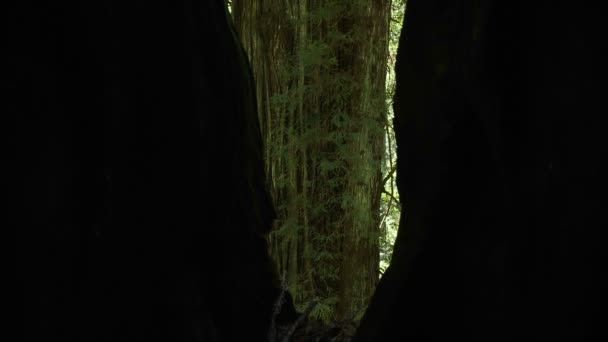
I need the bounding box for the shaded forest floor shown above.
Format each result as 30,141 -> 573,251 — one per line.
277,316 -> 358,342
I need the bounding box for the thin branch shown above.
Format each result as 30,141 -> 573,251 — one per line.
268,274 -> 288,342
379,192 -> 394,232
381,164 -> 397,185
383,118 -> 396,187
382,189 -> 399,206
385,121 -> 397,211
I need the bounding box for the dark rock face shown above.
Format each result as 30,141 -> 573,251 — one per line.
355,1 -> 604,340
8,1 -> 285,341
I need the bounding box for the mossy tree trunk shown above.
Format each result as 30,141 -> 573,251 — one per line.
232,0 -> 390,321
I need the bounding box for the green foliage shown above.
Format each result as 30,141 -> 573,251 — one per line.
379,0 -> 406,276
232,0 -> 404,324
309,296 -> 338,322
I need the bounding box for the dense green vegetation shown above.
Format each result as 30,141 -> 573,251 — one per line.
379,0 -> 406,276
230,0 -> 405,323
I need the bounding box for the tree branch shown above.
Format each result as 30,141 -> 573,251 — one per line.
381,165 -> 397,185
382,189 -> 399,206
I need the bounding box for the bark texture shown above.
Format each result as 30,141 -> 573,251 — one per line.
232,0 -> 390,320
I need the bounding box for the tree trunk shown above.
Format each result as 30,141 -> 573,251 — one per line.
232,0 -> 390,320
354,0 -> 605,340
11,1 -> 285,341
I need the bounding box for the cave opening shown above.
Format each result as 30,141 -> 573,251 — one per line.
12,1 -> 602,341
